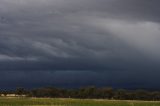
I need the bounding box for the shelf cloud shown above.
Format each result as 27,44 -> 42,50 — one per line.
0,0 -> 160,88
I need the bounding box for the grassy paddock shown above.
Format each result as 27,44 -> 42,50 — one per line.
0,97 -> 160,106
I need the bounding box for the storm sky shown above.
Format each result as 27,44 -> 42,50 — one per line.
0,0 -> 160,89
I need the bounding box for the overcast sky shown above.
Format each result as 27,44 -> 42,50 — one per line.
0,0 -> 160,89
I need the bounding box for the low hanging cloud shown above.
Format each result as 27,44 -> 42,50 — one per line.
0,0 -> 159,70
90,18 -> 160,58
0,0 -> 160,88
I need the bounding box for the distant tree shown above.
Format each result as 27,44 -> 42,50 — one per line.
151,91 -> 160,101
114,89 -> 127,100
86,86 -> 97,98
0,86 -> 159,100
68,89 -> 78,98
77,86 -> 97,99
15,87 -> 26,96
134,90 -> 150,100
101,87 -> 113,99
3,91 -> 7,96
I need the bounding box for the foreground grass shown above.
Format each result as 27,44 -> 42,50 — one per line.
0,97 -> 160,106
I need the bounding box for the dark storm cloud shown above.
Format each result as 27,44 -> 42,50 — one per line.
0,0 -> 160,88
1,70 -> 160,89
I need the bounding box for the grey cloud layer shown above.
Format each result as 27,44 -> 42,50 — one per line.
0,0 -> 160,88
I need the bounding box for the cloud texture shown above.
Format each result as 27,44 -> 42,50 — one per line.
0,0 -> 160,88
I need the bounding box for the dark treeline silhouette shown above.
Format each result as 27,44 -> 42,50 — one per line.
1,86 -> 160,101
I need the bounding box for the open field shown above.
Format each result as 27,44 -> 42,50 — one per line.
0,98 -> 160,106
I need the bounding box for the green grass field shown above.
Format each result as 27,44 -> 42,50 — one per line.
0,98 -> 160,106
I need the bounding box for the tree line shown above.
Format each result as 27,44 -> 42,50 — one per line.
1,86 -> 160,101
